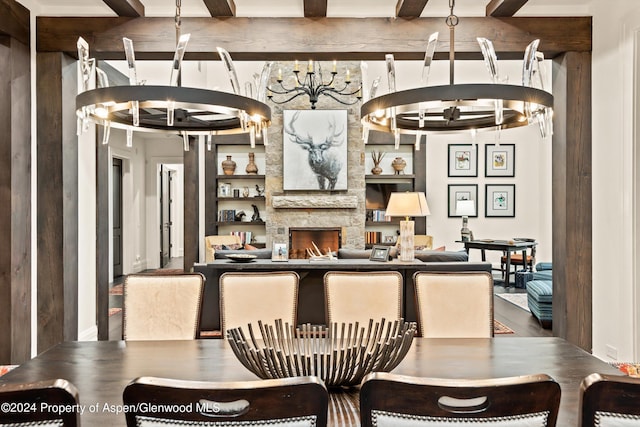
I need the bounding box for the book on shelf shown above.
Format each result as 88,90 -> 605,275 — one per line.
218,209 -> 236,222
230,231 -> 253,245
367,210 -> 390,222
365,231 -> 383,245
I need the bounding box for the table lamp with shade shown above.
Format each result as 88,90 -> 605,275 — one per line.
385,192 -> 430,261
456,199 -> 476,242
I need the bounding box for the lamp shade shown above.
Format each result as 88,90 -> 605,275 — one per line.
385,192 -> 430,217
455,200 -> 476,216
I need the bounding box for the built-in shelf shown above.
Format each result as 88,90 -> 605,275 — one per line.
365,220 -> 399,226
216,221 -> 265,226
215,196 -> 265,202
216,175 -> 265,180
205,140 -> 267,244
365,174 -> 416,179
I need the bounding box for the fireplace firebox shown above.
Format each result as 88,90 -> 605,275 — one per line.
288,227 -> 342,259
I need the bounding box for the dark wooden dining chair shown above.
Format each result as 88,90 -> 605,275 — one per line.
123,272 -> 205,340
0,379 -> 80,426
580,373 -> 640,426
360,372 -> 561,427
123,376 -> 328,427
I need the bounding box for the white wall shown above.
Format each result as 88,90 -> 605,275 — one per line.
591,0 -> 640,361
110,130 -> 148,277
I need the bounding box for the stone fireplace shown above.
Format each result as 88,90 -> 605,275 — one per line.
289,227 -> 342,259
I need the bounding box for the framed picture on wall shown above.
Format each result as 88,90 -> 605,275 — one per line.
485,184 -> 515,217
485,144 -> 515,177
282,109 -> 348,190
448,144 -> 478,177
448,184 -> 479,217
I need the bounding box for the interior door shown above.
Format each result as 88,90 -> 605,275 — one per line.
160,165 -> 171,267
112,158 -> 123,277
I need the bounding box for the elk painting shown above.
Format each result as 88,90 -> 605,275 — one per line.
283,110 -> 348,190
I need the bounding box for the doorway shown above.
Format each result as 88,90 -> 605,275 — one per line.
159,164 -> 172,268
112,157 -> 123,277
159,163 -> 184,269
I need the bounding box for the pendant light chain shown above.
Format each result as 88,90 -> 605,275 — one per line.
175,0 -> 182,44
446,0 -> 459,85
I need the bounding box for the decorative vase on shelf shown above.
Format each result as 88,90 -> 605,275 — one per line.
246,152 -> 258,175
371,151 -> 385,175
392,157 -> 406,175
222,155 -> 236,175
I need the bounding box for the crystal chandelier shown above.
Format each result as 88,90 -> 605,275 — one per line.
75,0 -> 271,150
267,60 -> 362,110
360,0 -> 554,145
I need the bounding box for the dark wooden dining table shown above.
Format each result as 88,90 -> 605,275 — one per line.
0,338 -> 619,426
461,239 -> 538,287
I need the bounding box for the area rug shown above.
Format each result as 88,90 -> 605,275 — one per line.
494,319 -> 514,335
495,292 -> 531,313
611,362 -> 640,378
109,284 -> 123,296
0,365 -> 17,377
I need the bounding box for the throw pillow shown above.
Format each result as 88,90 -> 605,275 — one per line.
244,244 -> 258,250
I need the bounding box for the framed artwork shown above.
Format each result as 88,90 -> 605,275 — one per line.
369,245 -> 391,262
282,109 -> 348,190
485,184 -> 515,217
448,144 -> 478,177
448,184 -> 479,217
272,243 -> 289,262
485,144 -> 515,177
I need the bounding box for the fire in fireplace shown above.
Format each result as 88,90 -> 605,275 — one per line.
289,227 -> 342,259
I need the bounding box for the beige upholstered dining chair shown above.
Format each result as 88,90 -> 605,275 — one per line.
220,271 -> 299,337
204,234 -> 243,262
123,272 -> 205,340
0,379 -> 80,426
413,271 -> 494,337
123,376 -> 328,427
324,271 -> 403,325
579,373 -> 640,426
360,372 -> 561,427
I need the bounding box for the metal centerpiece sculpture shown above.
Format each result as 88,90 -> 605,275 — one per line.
227,318 -> 417,388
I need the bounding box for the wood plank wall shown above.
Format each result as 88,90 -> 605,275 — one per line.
36,52 -> 79,352
184,137 -> 199,270
0,34 -> 31,364
552,52 -> 593,350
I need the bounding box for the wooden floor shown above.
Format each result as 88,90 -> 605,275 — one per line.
108,263 -> 552,340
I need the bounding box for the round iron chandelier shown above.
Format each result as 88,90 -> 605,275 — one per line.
75,0 -> 271,150
361,0 -> 553,137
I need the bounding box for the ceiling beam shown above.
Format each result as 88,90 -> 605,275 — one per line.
304,0 -> 327,18
202,0 -> 236,17
486,0 -> 529,17
396,0 -> 430,18
0,0 -> 29,45
36,16 -> 591,61
102,0 -> 144,17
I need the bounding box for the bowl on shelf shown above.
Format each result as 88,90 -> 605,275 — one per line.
225,254 -> 258,263
226,318 -> 417,387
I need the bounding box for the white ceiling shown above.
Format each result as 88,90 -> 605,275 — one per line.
22,0 -> 592,17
